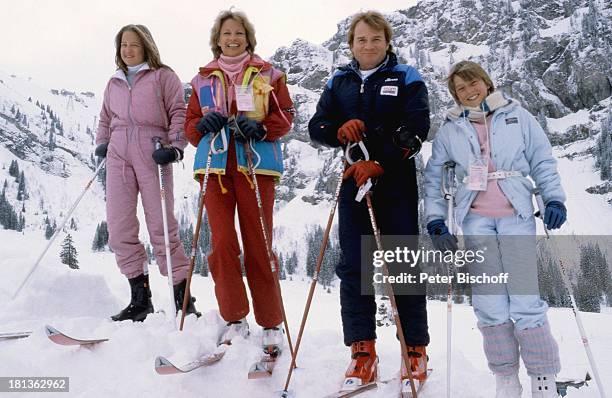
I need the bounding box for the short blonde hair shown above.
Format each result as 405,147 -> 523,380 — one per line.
446,60 -> 495,103
210,10 -> 257,59
114,24 -> 167,73
347,11 -> 393,53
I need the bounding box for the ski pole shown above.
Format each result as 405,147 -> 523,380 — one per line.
241,138 -> 295,357
153,137 -> 177,328
365,192 -> 419,397
281,154 -> 344,397
179,139 -> 216,331
441,161 -> 457,398
534,188 -> 607,398
12,158 -> 107,300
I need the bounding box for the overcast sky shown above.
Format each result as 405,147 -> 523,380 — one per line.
0,0 -> 417,94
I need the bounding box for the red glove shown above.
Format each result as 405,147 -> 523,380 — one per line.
337,119 -> 365,144
343,161 -> 384,187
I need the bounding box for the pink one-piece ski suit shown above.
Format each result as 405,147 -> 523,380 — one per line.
96,65 -> 189,284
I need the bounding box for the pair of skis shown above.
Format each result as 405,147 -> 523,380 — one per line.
324,370 -> 431,398
0,326 -> 107,346
155,343 -> 282,377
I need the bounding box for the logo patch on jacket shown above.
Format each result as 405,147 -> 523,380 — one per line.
384,78 -> 399,82
505,117 -> 518,124
380,85 -> 398,96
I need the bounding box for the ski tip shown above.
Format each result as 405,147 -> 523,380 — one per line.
44,325 -> 60,337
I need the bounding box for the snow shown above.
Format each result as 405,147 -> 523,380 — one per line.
1,243 -> 611,397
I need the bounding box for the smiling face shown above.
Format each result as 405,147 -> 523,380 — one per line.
453,75 -> 490,108
350,21 -> 389,70
120,30 -> 145,67
217,18 -> 248,57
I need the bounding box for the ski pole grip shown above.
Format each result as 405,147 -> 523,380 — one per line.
533,188 -> 546,220
344,141 -> 369,165
152,136 -> 162,151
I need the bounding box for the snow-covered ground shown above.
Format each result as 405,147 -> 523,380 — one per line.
0,227 -> 610,398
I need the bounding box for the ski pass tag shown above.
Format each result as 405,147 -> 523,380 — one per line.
235,85 -> 255,112
467,158 -> 488,191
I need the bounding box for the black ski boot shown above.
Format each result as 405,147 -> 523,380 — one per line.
111,274 -> 154,322
174,279 -> 201,318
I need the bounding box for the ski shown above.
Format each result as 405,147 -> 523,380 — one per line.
154,343 -> 229,375
556,373 -> 591,397
323,381 -> 378,398
247,345 -> 281,379
0,331 -> 32,340
44,325 -> 108,346
400,369 -> 433,398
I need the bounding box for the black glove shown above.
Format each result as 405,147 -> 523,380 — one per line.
393,126 -> 423,159
152,146 -> 183,165
234,115 -> 266,142
196,111 -> 227,135
427,219 -> 458,252
95,143 -> 108,158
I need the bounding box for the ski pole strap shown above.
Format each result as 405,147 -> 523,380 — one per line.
344,141 -> 369,165
210,131 -> 228,155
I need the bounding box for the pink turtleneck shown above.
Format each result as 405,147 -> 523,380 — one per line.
469,115 -> 516,218
217,52 -> 251,111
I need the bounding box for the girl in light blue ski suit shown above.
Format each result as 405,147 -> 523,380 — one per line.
424,61 -> 567,398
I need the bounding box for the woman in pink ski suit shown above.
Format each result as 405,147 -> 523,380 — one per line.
95,24 -> 199,322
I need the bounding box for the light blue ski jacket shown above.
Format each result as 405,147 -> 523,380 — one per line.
424,100 -> 566,227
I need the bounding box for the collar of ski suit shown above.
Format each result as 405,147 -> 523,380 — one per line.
446,91 -> 520,122
341,52 -> 398,76
198,53 -> 271,76
111,63 -> 151,82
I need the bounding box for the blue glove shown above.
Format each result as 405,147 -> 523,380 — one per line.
427,219 -> 459,252
234,115 -> 266,142
544,201 -> 566,230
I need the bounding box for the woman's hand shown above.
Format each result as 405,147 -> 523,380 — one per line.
196,111 -> 227,135
234,115 -> 266,142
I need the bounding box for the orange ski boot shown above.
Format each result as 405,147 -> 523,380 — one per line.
341,340 -> 379,391
400,345 -> 428,396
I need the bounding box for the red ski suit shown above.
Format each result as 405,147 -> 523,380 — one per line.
185,55 -> 293,327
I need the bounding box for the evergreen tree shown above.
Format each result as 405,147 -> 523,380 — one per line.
278,254 -> 286,280
60,234 -> 79,269
285,250 -> 298,275
596,113 -> 611,181
575,243 -> 603,312
45,218 -> 55,240
17,171 -> 27,200
8,160 -> 19,178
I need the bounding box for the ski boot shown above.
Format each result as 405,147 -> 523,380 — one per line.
400,346 -> 428,396
262,324 -> 284,351
531,374 -> 557,398
341,340 -> 378,391
173,279 -> 201,318
496,373 -> 523,398
218,318 -> 250,345
111,273 -> 154,322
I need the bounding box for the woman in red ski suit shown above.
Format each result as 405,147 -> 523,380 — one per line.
184,10 -> 294,347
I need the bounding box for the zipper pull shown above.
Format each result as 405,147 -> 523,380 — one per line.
360,82 -> 364,93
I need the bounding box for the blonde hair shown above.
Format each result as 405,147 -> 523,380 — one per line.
209,10 -> 257,59
446,60 -> 495,103
347,10 -> 393,53
114,24 -> 167,73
